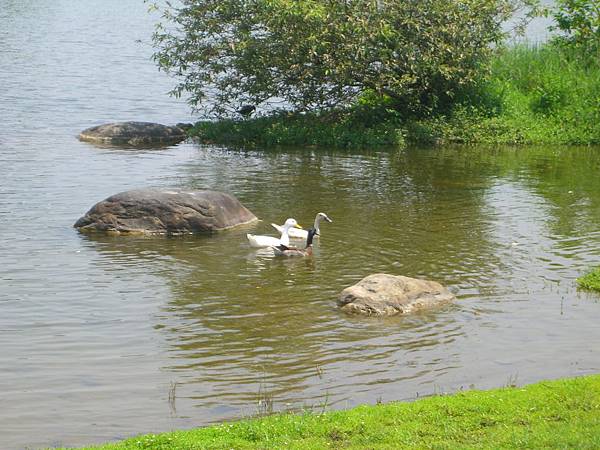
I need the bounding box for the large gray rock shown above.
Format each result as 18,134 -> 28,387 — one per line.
338,273 -> 455,316
74,188 -> 258,235
78,121 -> 187,146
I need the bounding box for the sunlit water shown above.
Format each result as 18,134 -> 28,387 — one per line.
1,1 -> 599,450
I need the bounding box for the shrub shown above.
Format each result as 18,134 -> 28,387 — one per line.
551,0 -> 600,54
151,0 -> 539,117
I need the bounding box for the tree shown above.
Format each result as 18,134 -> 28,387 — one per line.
151,0 -> 537,117
551,0 -> 600,54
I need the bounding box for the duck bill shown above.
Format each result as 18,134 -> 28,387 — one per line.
294,224 -> 303,229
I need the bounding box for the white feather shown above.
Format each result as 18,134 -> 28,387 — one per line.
271,223 -> 307,239
246,234 -> 284,248
246,218 -> 299,248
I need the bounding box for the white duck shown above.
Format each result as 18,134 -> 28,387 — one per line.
271,212 -> 332,240
247,218 -> 303,248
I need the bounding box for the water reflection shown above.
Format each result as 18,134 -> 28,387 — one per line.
68,144 -> 600,450
78,140 -> 191,151
78,217 -> 466,411
4,137 -> 600,449
3,1 -> 600,445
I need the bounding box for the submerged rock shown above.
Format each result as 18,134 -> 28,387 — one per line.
338,273 -> 455,316
78,121 -> 187,146
74,188 -> 258,235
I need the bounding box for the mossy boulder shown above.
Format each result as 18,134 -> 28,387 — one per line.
338,273 -> 455,316
74,188 -> 257,235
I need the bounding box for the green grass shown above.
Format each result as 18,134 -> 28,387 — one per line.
73,375 -> 600,449
433,44 -> 600,146
191,110 -> 406,149
190,44 -> 600,149
577,267 -> 600,291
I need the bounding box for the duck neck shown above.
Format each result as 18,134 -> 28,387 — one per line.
305,229 -> 316,248
313,216 -> 322,233
280,225 -> 292,246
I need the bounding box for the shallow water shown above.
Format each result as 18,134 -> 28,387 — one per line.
2,1 -> 600,449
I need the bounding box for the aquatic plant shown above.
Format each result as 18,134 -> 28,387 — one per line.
577,267 -> 600,291
191,111 -> 406,149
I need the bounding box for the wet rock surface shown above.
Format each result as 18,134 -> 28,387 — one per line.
78,121 -> 187,146
74,188 -> 258,235
338,273 -> 455,316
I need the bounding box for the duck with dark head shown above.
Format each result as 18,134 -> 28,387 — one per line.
271,228 -> 318,257
272,212 -> 332,240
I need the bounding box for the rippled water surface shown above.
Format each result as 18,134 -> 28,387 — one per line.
2,2 -> 600,449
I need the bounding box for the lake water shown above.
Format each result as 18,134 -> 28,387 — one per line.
1,1 -> 599,449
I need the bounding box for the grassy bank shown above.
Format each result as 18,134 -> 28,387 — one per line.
190,44 -> 600,149
578,267 -> 600,291
191,110 -> 406,149
433,44 -> 600,145
76,375 -> 600,449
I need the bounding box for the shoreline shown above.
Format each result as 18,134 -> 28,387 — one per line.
189,44 -> 600,150
71,374 -> 600,449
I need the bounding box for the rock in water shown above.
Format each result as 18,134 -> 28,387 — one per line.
338,273 -> 455,316
78,122 -> 187,146
74,188 -> 258,235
